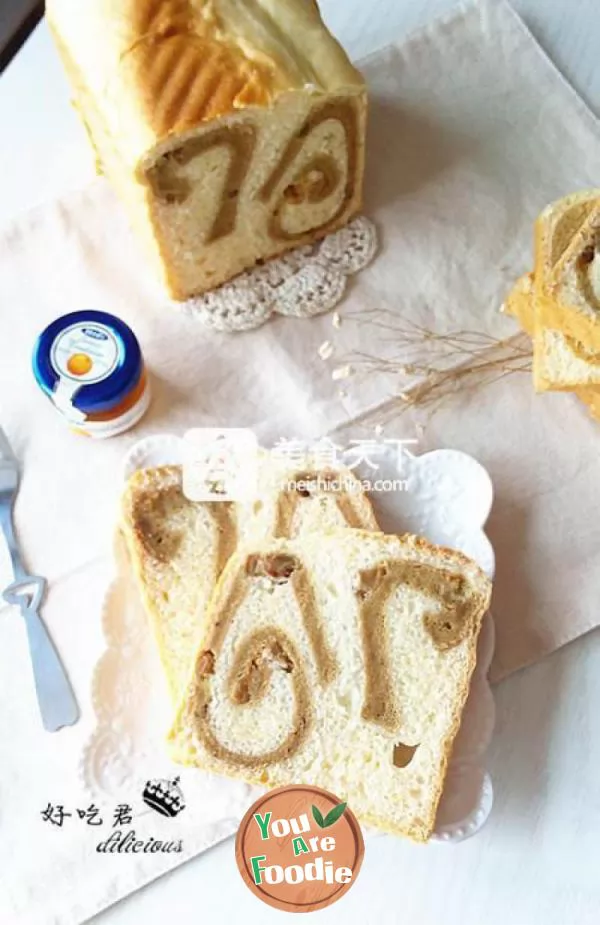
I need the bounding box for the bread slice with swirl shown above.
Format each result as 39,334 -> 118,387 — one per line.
504,273 -> 600,393
120,457 -> 378,701
168,532 -> 492,842
502,191 -> 600,396
538,199 -> 600,352
47,0 -> 367,300
531,192 -> 600,372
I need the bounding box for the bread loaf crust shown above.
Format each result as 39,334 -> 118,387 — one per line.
46,0 -> 365,162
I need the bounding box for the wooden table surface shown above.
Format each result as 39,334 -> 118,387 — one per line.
1,3 -> 599,924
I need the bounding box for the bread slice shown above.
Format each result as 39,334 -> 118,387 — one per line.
502,192 -> 600,391
168,531 -> 492,842
47,0 -> 367,300
503,273 -> 600,390
504,274 -> 600,413
535,193 -> 600,352
121,456 -> 378,701
533,190 -> 600,290
534,328 -> 600,391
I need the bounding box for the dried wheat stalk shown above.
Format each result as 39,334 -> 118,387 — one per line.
325,308 -> 531,423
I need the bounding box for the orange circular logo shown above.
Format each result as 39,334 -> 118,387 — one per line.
67,353 -> 93,376
235,785 -> 365,913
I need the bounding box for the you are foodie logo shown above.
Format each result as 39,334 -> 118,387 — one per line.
235,785 -> 364,913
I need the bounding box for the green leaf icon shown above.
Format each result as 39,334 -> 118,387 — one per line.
311,805 -> 325,828
323,802 -> 347,828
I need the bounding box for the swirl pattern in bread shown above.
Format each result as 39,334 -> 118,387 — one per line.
168,532 -> 492,842
120,454 -> 378,700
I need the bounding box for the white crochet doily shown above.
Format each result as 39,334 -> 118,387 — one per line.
178,215 -> 378,332
81,436 -> 495,847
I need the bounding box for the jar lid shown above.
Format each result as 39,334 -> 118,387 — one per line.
33,310 -> 144,416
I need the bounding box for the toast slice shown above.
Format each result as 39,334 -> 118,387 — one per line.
535,194 -> 600,353
504,273 -> 600,390
504,274 -> 600,412
168,531 -> 492,842
534,192 -> 600,390
503,191 -> 600,391
533,190 -> 600,290
121,455 -> 378,701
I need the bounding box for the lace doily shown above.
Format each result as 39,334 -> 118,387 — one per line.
178,215 -> 378,332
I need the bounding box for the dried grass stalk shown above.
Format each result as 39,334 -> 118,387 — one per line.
336,309 -> 532,422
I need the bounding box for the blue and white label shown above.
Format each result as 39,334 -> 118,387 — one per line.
50,322 -> 120,385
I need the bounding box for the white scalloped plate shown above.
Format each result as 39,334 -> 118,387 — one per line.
82,435 -> 495,848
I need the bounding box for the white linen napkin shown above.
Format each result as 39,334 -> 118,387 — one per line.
2,1 -> 600,922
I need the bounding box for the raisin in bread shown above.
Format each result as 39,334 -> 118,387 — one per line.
167,531 -> 492,842
121,455 -> 377,700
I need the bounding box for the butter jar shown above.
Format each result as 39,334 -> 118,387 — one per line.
33,310 -> 150,438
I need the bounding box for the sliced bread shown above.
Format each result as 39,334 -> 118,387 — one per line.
167,530 -> 492,842
504,274 -> 600,413
502,190 -> 600,392
121,455 -> 378,701
536,195 -> 600,352
503,273 -> 600,390
533,190 -> 599,288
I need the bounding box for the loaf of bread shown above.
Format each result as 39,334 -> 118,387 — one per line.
168,531 -> 491,842
121,457 -> 378,700
46,0 -> 367,300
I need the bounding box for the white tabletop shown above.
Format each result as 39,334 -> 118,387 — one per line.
2,3 -> 599,924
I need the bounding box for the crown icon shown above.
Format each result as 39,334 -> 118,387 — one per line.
142,776 -> 186,818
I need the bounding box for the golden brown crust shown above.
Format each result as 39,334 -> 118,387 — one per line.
47,0 -> 365,157
129,0 -> 276,138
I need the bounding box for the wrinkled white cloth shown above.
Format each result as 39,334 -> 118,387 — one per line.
2,1 -> 600,922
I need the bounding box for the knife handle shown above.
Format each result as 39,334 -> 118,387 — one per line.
23,606 -> 80,732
